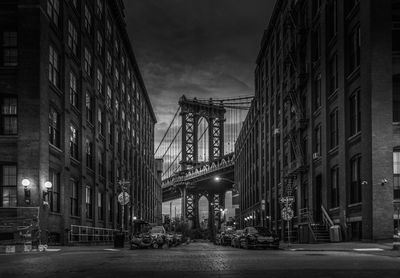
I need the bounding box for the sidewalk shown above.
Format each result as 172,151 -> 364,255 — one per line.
281,241 -> 400,257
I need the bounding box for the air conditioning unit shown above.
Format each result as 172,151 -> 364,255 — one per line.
313,152 -> 320,159
274,128 -> 280,135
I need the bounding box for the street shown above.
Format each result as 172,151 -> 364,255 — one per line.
1,242 -> 400,278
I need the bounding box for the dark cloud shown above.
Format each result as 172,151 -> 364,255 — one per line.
123,0 -> 276,146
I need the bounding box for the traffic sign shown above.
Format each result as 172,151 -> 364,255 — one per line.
280,196 -> 294,204
281,207 -> 294,221
118,192 -> 130,205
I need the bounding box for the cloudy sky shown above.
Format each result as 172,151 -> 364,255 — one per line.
123,0 -> 276,214
124,0 -> 276,146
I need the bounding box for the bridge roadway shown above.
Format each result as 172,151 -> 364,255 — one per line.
162,153 -> 235,202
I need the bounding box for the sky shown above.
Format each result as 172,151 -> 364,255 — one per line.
123,0 -> 276,215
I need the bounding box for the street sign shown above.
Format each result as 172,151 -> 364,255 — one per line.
280,196 -> 294,204
118,192 -> 130,205
281,207 -> 294,221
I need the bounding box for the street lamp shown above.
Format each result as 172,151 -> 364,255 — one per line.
43,181 -> 52,206
214,176 -> 234,183
22,179 -> 31,204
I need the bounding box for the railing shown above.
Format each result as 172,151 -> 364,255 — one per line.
299,208 -> 316,242
321,205 -> 334,229
68,225 -> 129,244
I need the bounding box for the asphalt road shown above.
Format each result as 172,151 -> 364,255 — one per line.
1,242 -> 400,278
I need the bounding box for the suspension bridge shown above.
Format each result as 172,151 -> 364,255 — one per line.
155,95 -> 252,233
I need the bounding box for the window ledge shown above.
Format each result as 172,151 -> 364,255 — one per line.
327,89 -> 339,103
348,202 -> 362,208
70,157 -> 81,167
346,66 -> 360,83
70,215 -> 81,220
49,83 -> 64,96
347,132 -> 361,144
328,146 -> 339,156
49,212 -> 62,217
49,143 -> 63,154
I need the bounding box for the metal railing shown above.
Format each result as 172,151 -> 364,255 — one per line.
321,205 -> 334,229
68,225 -> 129,244
299,208 -> 316,242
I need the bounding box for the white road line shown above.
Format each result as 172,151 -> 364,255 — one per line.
46,249 -> 61,252
353,248 -> 384,252
104,249 -> 120,252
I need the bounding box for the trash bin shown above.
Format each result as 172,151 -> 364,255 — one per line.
329,225 -> 342,242
114,232 -> 125,248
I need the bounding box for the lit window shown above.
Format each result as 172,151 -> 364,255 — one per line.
70,179 -> 79,216
48,169 -> 60,212
98,108 -> 104,135
349,90 -> 361,136
86,139 -> 93,169
96,30 -> 103,54
85,185 -> 93,219
1,96 -> 17,135
49,107 -> 60,147
96,0 -> 103,17
70,125 -> 79,159
1,165 -> 17,207
84,48 -> 92,76
49,45 -> 59,87
96,68 -> 103,95
85,92 -> 93,123
393,151 -> 400,199
106,86 -> 112,109
84,5 -> 92,33
69,72 -> 78,108
350,155 -> 362,204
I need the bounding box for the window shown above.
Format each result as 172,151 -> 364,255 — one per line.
301,182 -> 308,208
108,194 -> 113,222
98,108 -> 104,135
98,192 -> 104,220
85,92 -> 93,124
393,75 -> 400,122
49,45 -> 59,87
84,48 -> 92,76
86,139 -> 93,169
67,21 -> 78,56
1,165 -> 17,207
96,69 -> 103,95
331,166 -> 339,208
346,0 -> 359,15
106,85 -> 112,109
348,26 -> 361,74
85,185 -> 93,219
350,156 -> 362,204
108,120 -> 113,144
84,5 -> 92,34
49,107 -> 60,147
328,54 -> 338,95
394,151 -> 400,199
98,150 -> 104,177
313,74 -> 321,111
47,0 -> 59,26
106,51 -> 112,74
48,169 -> 60,212
70,125 -> 79,159
349,90 -> 361,136
96,31 -> 103,55
326,0 -> 337,41
106,19 -> 112,41
114,67 -> 119,85
314,124 -> 321,156
329,109 -> 339,149
70,179 -> 79,216
312,0 -> 322,16
1,96 -> 17,135
96,0 -> 103,17
2,31 -> 18,66
69,72 -> 78,108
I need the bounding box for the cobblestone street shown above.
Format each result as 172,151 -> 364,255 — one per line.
1,242 -> 400,278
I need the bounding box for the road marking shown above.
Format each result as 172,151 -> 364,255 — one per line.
104,249 -> 120,252
46,249 -> 61,252
353,248 -> 384,252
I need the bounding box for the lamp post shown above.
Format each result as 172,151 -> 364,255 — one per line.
22,179 -> 31,204
43,181 -> 53,206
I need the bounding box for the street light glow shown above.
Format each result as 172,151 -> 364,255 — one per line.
44,181 -> 53,189
214,176 -> 221,182
22,179 -> 30,187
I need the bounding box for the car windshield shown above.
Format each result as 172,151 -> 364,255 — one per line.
150,226 -> 164,233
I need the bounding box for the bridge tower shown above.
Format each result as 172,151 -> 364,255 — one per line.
178,95 -> 226,229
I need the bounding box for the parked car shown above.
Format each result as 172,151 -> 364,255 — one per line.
149,226 -> 167,249
231,229 -> 244,248
214,232 -> 222,245
130,232 -> 153,249
220,229 -> 235,246
240,226 -> 279,249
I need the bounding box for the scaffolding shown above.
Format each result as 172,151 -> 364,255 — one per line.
68,225 -> 129,244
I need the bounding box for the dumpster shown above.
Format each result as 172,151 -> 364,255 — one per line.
114,232 -> 125,248
329,225 -> 342,242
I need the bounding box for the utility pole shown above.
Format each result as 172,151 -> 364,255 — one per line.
169,201 -> 172,232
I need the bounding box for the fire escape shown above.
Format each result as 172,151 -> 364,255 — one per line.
283,0 -> 309,197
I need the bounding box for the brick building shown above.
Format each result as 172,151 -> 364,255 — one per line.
0,0 -> 161,244
235,0 -> 396,241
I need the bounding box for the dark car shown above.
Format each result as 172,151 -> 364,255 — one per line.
220,229 -> 235,246
240,226 -> 279,249
214,232 -> 222,245
130,232 -> 153,249
231,229 -> 244,248
149,226 -> 167,249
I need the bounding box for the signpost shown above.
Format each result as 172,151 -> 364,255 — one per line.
117,180 -> 131,232
280,196 -> 294,247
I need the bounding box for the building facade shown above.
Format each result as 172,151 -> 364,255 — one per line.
0,0 -> 161,244
235,0 -> 395,241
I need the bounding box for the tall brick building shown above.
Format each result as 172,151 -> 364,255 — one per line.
0,0 -> 161,244
235,0 -> 396,241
